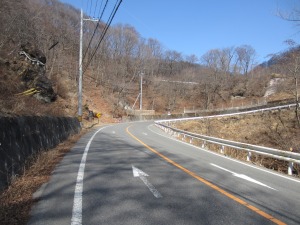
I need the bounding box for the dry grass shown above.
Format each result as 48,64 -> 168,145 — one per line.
177,109 -> 300,150
0,57 -> 113,118
0,129 -> 88,225
175,108 -> 300,175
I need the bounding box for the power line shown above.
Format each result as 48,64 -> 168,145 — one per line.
86,0 -> 122,63
97,0 -> 105,18
93,0 -> 100,18
87,0 -> 93,17
85,0 -> 91,16
81,0 -> 109,64
83,0 -> 123,74
86,0 -> 106,65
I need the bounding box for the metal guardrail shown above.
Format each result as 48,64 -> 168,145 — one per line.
127,109 -> 155,116
183,100 -> 267,114
155,103 -> 300,176
158,103 -> 297,123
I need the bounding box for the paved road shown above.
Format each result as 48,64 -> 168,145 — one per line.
28,121 -> 300,225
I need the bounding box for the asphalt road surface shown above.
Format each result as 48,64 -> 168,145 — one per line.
28,121 -> 300,225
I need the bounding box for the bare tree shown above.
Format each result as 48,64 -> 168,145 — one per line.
235,45 -> 256,76
146,38 -> 163,76
200,50 -> 225,109
280,42 -> 300,125
163,50 -> 183,76
185,54 -> 199,64
222,47 -> 235,75
278,3 -> 300,25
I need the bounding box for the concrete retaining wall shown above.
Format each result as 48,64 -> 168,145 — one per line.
0,116 -> 81,191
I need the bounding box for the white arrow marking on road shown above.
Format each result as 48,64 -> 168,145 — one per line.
211,163 -> 277,191
132,165 -> 162,198
142,132 -> 148,136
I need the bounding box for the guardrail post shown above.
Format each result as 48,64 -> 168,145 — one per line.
220,145 -> 224,154
157,115 -> 300,172
247,151 -> 252,161
288,162 -> 294,175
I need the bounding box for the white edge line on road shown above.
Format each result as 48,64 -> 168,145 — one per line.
147,124 -> 300,184
71,126 -> 110,225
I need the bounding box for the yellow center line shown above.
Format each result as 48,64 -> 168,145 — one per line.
126,126 -> 286,225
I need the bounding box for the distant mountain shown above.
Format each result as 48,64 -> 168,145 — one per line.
259,45 -> 300,68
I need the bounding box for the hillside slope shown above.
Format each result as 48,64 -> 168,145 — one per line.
175,108 -> 300,173
0,0 -> 298,121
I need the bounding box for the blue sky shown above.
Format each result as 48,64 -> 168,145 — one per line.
60,0 -> 299,63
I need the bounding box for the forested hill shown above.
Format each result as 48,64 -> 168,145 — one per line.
259,46 -> 300,68
0,0 -> 296,118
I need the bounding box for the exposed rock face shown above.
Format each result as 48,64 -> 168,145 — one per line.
21,42 -> 46,64
264,78 -> 285,98
18,43 -> 57,102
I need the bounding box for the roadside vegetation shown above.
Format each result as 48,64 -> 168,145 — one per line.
174,108 -> 300,174
0,0 -> 299,224
1,0 -> 298,119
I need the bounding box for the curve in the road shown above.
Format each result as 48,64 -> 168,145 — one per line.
126,125 -> 286,225
71,126 -> 111,225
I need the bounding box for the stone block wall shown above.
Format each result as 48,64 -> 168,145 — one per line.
0,116 -> 81,191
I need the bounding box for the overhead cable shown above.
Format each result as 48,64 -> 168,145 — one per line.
82,0 -> 109,63
93,0 -> 100,18
83,0 -> 123,74
87,0 -> 93,17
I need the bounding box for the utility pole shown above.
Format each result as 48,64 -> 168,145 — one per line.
140,72 -> 144,110
78,9 -> 83,122
78,9 -> 98,122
